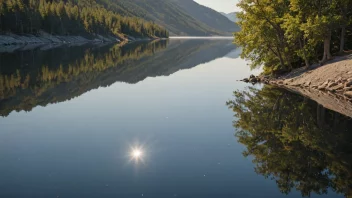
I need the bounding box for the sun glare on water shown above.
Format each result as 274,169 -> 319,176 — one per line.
132,149 -> 143,158
128,145 -> 146,164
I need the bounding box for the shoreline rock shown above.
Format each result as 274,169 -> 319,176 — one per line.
240,54 -> 352,117
240,74 -> 269,84
0,33 -> 102,45
242,55 -> 352,98
0,32 -> 163,46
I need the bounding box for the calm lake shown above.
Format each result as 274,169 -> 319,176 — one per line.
0,39 -> 350,198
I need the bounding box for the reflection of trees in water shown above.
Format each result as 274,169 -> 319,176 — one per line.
0,41 -> 168,116
0,41 -> 168,99
0,39 -> 236,117
226,85 -> 352,197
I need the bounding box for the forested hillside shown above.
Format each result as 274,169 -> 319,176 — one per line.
97,0 -> 236,36
0,0 -> 168,38
0,0 -> 238,37
235,0 -> 352,74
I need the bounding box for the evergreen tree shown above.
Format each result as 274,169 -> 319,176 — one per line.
0,0 -> 169,38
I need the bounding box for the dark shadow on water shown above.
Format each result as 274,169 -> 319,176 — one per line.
227,85 -> 352,198
0,39 -> 237,117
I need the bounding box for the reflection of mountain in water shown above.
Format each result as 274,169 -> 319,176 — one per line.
0,39 -> 236,116
227,85 -> 352,197
225,47 -> 242,59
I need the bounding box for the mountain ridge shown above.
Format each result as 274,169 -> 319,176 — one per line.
171,0 -> 239,33
221,12 -> 238,23
0,0 -> 168,39
98,0 -> 239,36
0,0 -> 238,39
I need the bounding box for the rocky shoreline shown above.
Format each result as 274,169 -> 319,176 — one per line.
241,74 -> 268,84
0,32 -> 159,46
0,32 -> 164,53
240,54 -> 352,117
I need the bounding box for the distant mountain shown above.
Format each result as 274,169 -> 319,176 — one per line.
0,0 -> 238,37
171,0 -> 240,33
0,0 -> 168,39
221,12 -> 238,23
97,0 -> 238,36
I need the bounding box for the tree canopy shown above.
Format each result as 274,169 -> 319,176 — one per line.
235,0 -> 352,74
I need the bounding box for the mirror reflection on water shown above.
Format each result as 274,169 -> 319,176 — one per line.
0,39 -> 350,198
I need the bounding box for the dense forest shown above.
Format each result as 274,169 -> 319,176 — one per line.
235,0 -> 352,74
0,0 -> 168,38
227,86 -> 352,197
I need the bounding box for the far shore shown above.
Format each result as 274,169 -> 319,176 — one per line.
0,32 -> 165,47
169,36 -> 233,40
0,34 -> 164,53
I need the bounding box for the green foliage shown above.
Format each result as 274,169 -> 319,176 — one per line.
0,0 -> 168,38
227,86 -> 352,197
235,0 -> 352,74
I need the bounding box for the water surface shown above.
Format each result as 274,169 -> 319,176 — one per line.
0,40 -> 349,198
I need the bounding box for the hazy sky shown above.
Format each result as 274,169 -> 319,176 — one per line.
194,0 -> 240,13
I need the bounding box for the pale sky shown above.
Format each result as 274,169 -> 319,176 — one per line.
194,0 -> 240,13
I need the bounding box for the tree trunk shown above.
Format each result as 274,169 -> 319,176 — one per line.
276,47 -> 285,69
304,58 -> 310,69
340,26 -> 346,54
321,30 -> 332,63
298,38 -> 310,68
286,56 -> 293,70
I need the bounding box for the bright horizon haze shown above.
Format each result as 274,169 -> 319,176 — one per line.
194,0 -> 240,13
